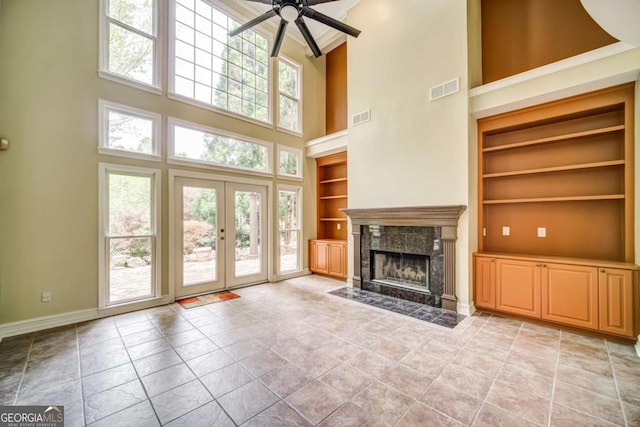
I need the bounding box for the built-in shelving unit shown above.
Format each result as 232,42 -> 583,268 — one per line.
478,83 -> 635,262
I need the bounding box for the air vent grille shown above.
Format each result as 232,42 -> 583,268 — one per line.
351,109 -> 371,127
430,78 -> 460,101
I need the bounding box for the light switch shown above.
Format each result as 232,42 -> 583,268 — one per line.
0,138 -> 8,151
538,227 -> 546,238
502,226 -> 510,236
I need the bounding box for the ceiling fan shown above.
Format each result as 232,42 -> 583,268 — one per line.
229,0 -> 361,58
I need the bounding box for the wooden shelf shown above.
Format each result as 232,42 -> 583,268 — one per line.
483,160 -> 624,179
319,217 -> 347,222
319,195 -> 347,200
319,177 -> 347,184
483,194 -> 625,205
483,125 -> 625,153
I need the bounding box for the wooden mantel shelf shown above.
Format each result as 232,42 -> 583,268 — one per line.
343,205 -> 467,227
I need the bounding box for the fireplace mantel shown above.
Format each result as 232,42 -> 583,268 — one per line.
344,205 -> 467,312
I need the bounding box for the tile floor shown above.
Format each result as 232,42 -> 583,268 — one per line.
0,275 -> 639,426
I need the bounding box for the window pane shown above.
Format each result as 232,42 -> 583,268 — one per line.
107,110 -> 154,154
279,61 -> 298,98
173,124 -> 269,172
279,96 -> 299,131
234,191 -> 261,277
109,23 -> 154,84
108,174 -> 152,236
279,189 -> 300,273
109,0 -> 154,34
182,186 -> 217,285
109,236 -> 153,302
279,150 -> 300,176
170,0 -> 270,122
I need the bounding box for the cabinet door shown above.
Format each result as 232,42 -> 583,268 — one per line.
310,241 -> 329,274
599,268 -> 634,337
475,257 -> 496,309
542,263 -> 598,330
328,243 -> 346,278
496,259 -> 541,318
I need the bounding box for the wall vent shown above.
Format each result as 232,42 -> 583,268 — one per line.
351,109 -> 371,127
429,78 -> 460,101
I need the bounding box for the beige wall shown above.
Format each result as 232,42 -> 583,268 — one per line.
346,0 -> 473,308
0,0 -> 325,324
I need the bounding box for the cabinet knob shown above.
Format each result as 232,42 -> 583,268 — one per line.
536,263 -> 542,267
600,269 -> 606,273
542,264 -> 547,267
491,259 -> 495,262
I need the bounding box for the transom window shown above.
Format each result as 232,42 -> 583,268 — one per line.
169,119 -> 272,174
278,145 -> 302,179
171,0 -> 271,123
278,58 -> 302,133
100,0 -> 159,88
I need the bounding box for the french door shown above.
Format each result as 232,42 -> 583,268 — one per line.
174,177 -> 268,298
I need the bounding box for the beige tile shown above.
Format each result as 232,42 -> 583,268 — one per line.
558,350 -> 612,376
396,402 -> 464,427
355,350 -> 397,377
419,380 -> 481,425
453,350 -> 503,378
186,349 -> 234,377
291,349 -> 341,378
551,403 -> 620,427
243,401 -> 312,427
473,402 -> 541,427
505,347 -> 556,378
318,402 -> 385,427
416,339 -> 461,361
319,362 -> 374,398
494,363 -> 553,399
485,380 -> 550,425
261,364 -> 315,398
141,363 -> 196,397
555,363 -> 617,398
286,380 -> 347,425
88,400 -> 159,427
617,377 -> 640,407
217,380 -> 278,425
553,381 -> 625,425
623,402 -> 640,426
151,380 -> 213,425
435,364 -> 493,400
464,336 -> 511,361
84,379 -> 147,424
352,380 -> 414,426
378,363 -> 433,399
399,350 -> 449,378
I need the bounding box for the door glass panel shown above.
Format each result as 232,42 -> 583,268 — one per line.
109,236 -> 152,302
234,190 -> 261,277
279,189 -> 300,273
182,186 -> 217,285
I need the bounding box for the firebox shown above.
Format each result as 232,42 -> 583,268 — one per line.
371,250 -> 429,292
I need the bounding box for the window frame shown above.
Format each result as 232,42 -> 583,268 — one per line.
167,117 -> 274,176
277,145 -> 303,180
277,56 -> 303,136
98,0 -> 162,93
98,99 -> 162,161
277,184 -> 303,276
98,163 -> 162,308
167,0 -> 273,127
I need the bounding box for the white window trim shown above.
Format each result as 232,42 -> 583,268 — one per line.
168,117 -> 274,176
167,0 -> 274,126
98,163 -> 162,308
98,0 -> 163,93
277,145 -> 303,180
277,55 -> 303,136
98,99 -> 162,161
277,184 -> 303,276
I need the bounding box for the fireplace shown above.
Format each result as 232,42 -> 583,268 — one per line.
344,206 -> 466,311
372,251 -> 429,291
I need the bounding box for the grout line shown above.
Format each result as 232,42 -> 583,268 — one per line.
606,340 -> 629,427
12,334 -> 35,405
75,324 -> 87,426
546,329 -> 563,427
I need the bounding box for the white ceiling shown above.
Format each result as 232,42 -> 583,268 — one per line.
232,0 -> 361,50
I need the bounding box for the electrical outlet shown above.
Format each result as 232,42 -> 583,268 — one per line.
337,223 -> 341,230
538,227 -> 546,238
482,227 -> 487,237
502,226 -> 510,236
41,291 -> 51,302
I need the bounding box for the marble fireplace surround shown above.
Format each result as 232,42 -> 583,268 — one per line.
344,205 -> 467,312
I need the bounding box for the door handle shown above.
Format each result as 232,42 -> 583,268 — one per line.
220,236 -> 225,240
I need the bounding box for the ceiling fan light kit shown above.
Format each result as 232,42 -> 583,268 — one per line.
229,0 -> 361,58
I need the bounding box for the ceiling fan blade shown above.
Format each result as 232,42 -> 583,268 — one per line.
229,9 -> 277,37
305,0 -> 341,5
294,17 -> 322,57
244,0 -> 273,3
271,19 -> 288,57
300,6 -> 361,38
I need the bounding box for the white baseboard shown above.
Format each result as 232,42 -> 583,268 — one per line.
457,302 -> 476,316
272,269 -> 311,282
0,295 -> 173,339
635,335 -> 640,357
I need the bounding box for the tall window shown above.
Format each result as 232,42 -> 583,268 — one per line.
98,100 -> 161,160
171,0 -> 270,123
100,0 -> 159,88
278,58 -> 302,133
278,186 -> 302,274
169,119 -> 272,174
278,145 -> 302,179
100,164 -> 160,306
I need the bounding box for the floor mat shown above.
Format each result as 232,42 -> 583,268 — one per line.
177,291 -> 240,309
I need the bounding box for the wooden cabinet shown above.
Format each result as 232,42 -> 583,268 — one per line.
542,263 -> 598,330
599,268 -> 634,337
474,253 -> 639,338
474,256 -> 496,309
496,259 -> 541,318
310,240 -> 347,279
311,152 -> 347,280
